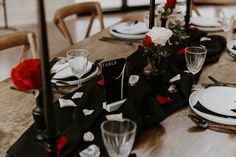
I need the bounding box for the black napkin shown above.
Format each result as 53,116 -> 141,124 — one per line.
193,101 -> 236,119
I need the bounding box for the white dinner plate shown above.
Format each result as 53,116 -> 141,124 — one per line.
191,17 -> 221,27
198,86 -> 236,117
109,21 -> 148,39
51,66 -> 99,86
189,90 -> 236,125
227,40 -> 236,56
52,61 -> 92,79
193,26 -> 222,32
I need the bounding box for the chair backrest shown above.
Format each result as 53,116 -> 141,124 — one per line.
0,31 -> 38,63
194,0 -> 236,5
53,2 -> 105,45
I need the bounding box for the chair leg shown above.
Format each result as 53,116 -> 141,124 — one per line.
57,19 -> 73,45
27,33 -> 38,58
85,13 -> 96,38
192,3 -> 201,16
19,45 -> 30,63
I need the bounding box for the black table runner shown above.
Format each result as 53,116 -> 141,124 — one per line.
7,31 -> 226,157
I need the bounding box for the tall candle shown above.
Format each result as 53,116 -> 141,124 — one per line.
149,0 -> 155,29
37,0 -> 57,156
185,0 -> 191,29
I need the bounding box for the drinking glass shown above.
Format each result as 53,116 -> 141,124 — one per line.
185,46 -> 207,83
66,49 -> 89,88
101,119 -> 137,157
218,10 -> 235,40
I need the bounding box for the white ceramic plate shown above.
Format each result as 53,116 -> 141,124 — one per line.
227,40 -> 236,56
52,61 -> 92,79
189,90 -> 236,125
193,26 -> 222,32
109,22 -> 148,39
198,86 -> 236,117
191,17 -> 221,27
51,66 -> 99,86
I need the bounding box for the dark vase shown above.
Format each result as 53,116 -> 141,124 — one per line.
161,18 -> 167,27
32,90 -> 46,140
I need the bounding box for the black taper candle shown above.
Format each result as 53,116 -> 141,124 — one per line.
185,0 -> 191,29
37,0 -> 57,156
149,0 -> 155,29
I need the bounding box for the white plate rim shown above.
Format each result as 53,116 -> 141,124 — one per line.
191,17 -> 221,27
193,26 -> 222,32
198,86 -> 236,117
109,22 -> 146,39
189,90 -> 236,125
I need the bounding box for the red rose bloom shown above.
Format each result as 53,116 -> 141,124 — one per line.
143,35 -> 154,47
11,59 -> 42,91
167,0 -> 176,9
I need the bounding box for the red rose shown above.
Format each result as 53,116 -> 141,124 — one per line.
143,35 -> 154,47
11,59 -> 42,91
167,0 -> 176,9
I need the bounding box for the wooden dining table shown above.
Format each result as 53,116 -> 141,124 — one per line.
1,11 -> 236,157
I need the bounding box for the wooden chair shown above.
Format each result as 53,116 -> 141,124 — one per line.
0,31 -> 38,63
53,2 -> 105,45
194,0 -> 236,5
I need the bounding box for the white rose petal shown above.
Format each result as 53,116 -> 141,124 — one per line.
146,27 -> 173,46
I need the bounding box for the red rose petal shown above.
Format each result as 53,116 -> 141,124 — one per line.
57,135 -> 68,156
156,95 -> 173,105
97,80 -> 104,86
176,48 -> 185,55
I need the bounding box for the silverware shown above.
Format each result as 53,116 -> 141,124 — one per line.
208,76 -> 236,87
93,58 -> 104,65
99,37 -> 142,44
188,114 -> 236,134
10,86 -> 33,94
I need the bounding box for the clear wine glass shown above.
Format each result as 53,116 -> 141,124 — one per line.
66,49 -> 89,88
218,10 -> 235,41
101,119 -> 137,157
185,46 -> 207,84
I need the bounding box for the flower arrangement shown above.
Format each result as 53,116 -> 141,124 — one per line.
143,27 -> 173,75
143,27 -> 173,63
155,0 -> 177,27
11,59 -> 42,91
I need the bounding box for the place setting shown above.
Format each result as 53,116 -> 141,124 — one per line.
50,49 -> 101,87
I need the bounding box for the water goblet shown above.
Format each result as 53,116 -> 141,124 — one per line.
185,46 -> 207,85
218,10 -> 235,41
66,49 -> 89,88
101,119 -> 137,157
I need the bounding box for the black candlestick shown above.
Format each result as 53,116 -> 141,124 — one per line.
149,0 -> 155,29
37,0 -> 57,156
185,0 -> 191,29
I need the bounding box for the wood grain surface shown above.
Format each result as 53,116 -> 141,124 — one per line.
1,11 -> 236,157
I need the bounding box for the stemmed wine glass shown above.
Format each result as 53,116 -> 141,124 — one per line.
66,49 -> 89,88
185,46 -> 207,85
101,119 -> 137,157
217,10 -> 235,41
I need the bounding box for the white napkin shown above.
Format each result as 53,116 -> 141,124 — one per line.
52,61 -> 92,79
59,99 -> 77,108
114,21 -> 148,35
